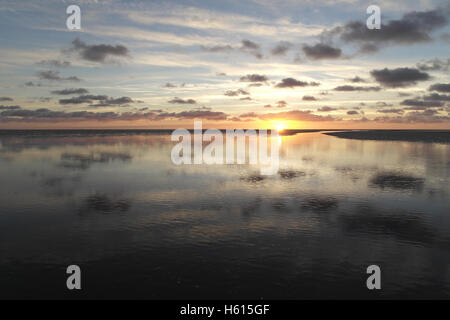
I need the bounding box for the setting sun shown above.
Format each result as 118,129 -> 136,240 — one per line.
269,121 -> 290,132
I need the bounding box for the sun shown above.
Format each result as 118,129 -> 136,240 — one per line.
270,121 -> 289,132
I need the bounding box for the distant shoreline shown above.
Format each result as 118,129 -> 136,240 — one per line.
0,129 -> 449,142
324,130 -> 450,144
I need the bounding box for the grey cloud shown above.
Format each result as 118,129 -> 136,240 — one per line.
317,106 -> 337,112
24,81 -> 41,87
334,85 -> 381,92
239,112 -> 258,119
423,93 -> 450,101
441,33 -> 450,43
429,83 -> 450,92
200,45 -> 234,52
401,99 -> 444,108
370,68 -> 430,88
347,110 -> 359,115
168,97 -> 197,104
349,76 -> 366,83
70,38 -> 129,63
302,95 -> 317,101
240,39 -> 262,59
37,60 -> 71,68
376,102 -> 394,107
0,107 -> 229,122
0,105 -> 20,110
275,78 -> 320,88
259,110 -> 335,122
37,70 -> 81,82
224,89 -> 249,96
241,39 -> 260,50
240,74 -> 268,82
302,43 -> 342,60
417,58 -> 450,71
51,88 -> 89,95
276,101 -> 287,108
59,95 -> 108,105
377,109 -> 404,114
328,6 -> 449,50
89,97 -> 134,107
157,110 -> 227,120
0,97 -> 13,101
271,41 -> 292,56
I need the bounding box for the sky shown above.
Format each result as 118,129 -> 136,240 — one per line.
0,0 -> 449,129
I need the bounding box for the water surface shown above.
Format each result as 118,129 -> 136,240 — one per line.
0,130 -> 449,299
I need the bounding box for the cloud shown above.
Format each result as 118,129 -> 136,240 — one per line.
37,60 -> 71,68
326,6 -> 450,52
271,41 -> 292,56
429,83 -> 450,92
302,43 -> 342,60
347,110 -> 359,115
201,40 -> 262,58
240,39 -> 262,59
400,99 -> 444,108
0,107 -> 229,122
275,78 -> 320,88
317,106 -> 337,112
239,112 -> 258,118
0,97 -> 13,101
375,112 -> 450,123
240,74 -> 268,82
200,44 -> 234,52
157,110 -> 227,120
0,105 -> 20,110
241,39 -> 260,50
163,82 -> 177,88
168,97 -> 197,104
417,58 -> 450,71
51,88 -> 89,95
370,67 -> 430,88
441,32 -> 450,43
376,102 -> 394,107
259,110 -> 335,121
302,95 -> 317,101
333,85 -> 381,92
423,93 -> 450,101
58,95 -> 135,107
24,81 -> 42,87
377,109 -> 404,114
349,76 -> 366,83
224,89 -> 249,96
59,95 -> 108,105
89,97 -> 134,107
276,100 -> 287,108
36,70 -> 81,82
70,38 -> 129,63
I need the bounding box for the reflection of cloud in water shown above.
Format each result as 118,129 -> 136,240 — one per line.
240,173 -> 265,183
300,196 -> 339,212
80,193 -> 131,214
370,172 -> 425,191
340,205 -> 436,246
241,198 -> 262,216
278,169 -> 306,179
60,151 -> 132,170
271,199 -> 291,213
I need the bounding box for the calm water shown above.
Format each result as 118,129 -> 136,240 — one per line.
0,130 -> 449,299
